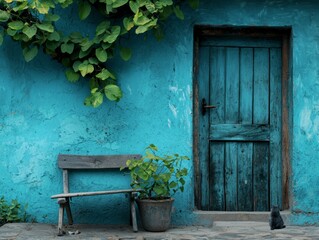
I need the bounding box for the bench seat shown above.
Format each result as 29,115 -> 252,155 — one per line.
51,154 -> 142,236
51,189 -> 140,199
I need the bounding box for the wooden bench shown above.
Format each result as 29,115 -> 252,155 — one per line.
51,154 -> 142,236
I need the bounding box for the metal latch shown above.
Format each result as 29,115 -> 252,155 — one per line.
201,98 -> 216,115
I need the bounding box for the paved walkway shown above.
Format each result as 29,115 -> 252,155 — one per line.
1,222 -> 319,240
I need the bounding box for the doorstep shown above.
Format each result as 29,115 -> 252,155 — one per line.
193,210 -> 291,225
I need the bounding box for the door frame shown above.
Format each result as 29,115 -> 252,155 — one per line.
193,26 -> 292,210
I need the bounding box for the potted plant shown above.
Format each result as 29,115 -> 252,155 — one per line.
124,144 -> 189,232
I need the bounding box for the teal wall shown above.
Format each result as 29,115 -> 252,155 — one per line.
1,0 -> 319,225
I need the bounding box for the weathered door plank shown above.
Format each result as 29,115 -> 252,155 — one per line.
270,48 -> 282,209
238,48 -> 254,211
210,124 -> 269,141
224,48 -> 239,211
253,48 -> 270,211
209,47 -> 226,210
198,46 -> 210,210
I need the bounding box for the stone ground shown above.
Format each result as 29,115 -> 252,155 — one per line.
1,222 -> 319,240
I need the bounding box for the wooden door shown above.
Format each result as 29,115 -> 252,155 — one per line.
198,37 -> 282,211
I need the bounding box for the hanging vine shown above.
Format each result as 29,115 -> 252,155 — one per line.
0,0 -> 199,107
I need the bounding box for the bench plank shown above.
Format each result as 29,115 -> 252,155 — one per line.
51,189 -> 142,199
52,153 -> 142,235
58,154 -> 141,169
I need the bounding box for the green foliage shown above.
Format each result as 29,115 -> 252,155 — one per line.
0,0 -> 198,107
0,196 -> 28,226
124,144 -> 189,199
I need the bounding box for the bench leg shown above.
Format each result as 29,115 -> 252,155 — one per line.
130,192 -> 138,232
57,204 -> 65,236
65,200 -> 73,225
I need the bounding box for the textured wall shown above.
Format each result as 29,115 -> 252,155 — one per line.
1,0 -> 319,225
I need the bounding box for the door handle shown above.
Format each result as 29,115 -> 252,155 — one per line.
202,98 -> 216,115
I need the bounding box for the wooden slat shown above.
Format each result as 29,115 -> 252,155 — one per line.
253,48 -> 269,124
253,48 -> 270,211
253,143 -> 269,211
237,48 -> 254,211
200,37 -> 281,48
210,124 -> 270,141
239,48 -> 253,124
237,143 -> 253,211
198,46 -> 210,210
224,47 -> 239,211
269,48 -> 282,209
225,143 -> 238,211
209,47 -> 226,211
210,47 -> 226,124
225,47 -> 239,125
62,170 -> 69,193
51,189 -> 143,199
58,154 -> 141,169
210,143 -> 225,210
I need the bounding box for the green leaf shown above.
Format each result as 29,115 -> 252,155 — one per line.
79,49 -> 91,58
123,17 -> 134,31
101,42 -> 112,50
32,1 -> 50,14
179,178 -> 186,185
120,47 -> 132,61
47,31 -> 60,41
89,78 -> 99,91
113,0 -> 128,8
88,57 -> 99,65
161,0 -> 173,6
188,0 -> 199,9
149,144 -> 158,151
44,14 -> 60,22
169,181 -> 178,188
78,61 -> 94,77
133,12 -> 151,26
0,10 -> 10,22
23,46 -> 38,62
129,1 -> 139,13
61,43 -> 74,54
72,61 -> 82,72
145,2 -> 156,12
135,25 -> 148,34
84,91 -> 103,107
8,21 -> 24,31
45,41 -> 60,52
22,25 -> 37,39
153,185 -> 166,196
6,28 -> 17,37
159,5 -> 173,19
96,21 -> 110,36
70,32 -> 83,43
78,0 -> 91,20
96,68 -> 115,80
174,5 -> 184,20
104,84 -> 122,101
103,26 -> 121,43
36,23 -> 54,33
65,69 -> 80,82
80,39 -> 93,51
137,0 -> 148,7
13,1 -> 28,11
95,48 -> 108,62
